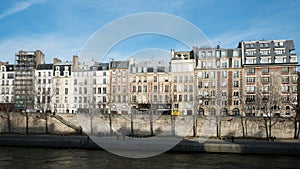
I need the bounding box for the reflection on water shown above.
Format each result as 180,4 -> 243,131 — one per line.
0,147 -> 299,169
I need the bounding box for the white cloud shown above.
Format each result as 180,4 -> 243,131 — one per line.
0,0 -> 46,20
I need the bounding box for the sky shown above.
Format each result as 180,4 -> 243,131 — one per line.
0,0 -> 300,64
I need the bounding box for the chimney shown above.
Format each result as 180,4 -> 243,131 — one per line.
53,58 -> 61,64
72,55 -> 79,71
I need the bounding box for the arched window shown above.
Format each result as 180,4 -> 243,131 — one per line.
198,108 -> 204,116
233,108 -> 240,116
221,108 -> 228,116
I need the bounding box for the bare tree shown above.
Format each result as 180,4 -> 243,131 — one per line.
256,70 -> 282,140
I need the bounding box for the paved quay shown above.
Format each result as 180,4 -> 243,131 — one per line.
0,134 -> 300,155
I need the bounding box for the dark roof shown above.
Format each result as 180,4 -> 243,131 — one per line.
5,65 -> 14,71
37,64 -> 53,70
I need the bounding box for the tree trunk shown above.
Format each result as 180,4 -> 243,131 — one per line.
269,117 -> 272,139
26,111 -> 29,135
7,112 -> 11,133
241,116 -> 245,138
294,118 -> 298,139
45,112 -> 48,134
297,120 -> 300,139
193,115 -> 197,137
171,115 -> 175,136
109,113 -> 112,136
264,118 -> 269,139
150,110 -> 153,136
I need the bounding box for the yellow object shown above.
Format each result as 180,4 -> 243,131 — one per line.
171,111 -> 181,116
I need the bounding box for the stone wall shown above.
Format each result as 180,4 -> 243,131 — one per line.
0,112 -> 297,138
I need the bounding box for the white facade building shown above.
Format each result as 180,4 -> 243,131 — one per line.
0,64 -> 15,103
34,64 -> 53,113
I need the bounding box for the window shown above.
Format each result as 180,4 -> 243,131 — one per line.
274,41 -> 284,47
246,50 -> 255,55
262,86 -> 269,92
260,49 -> 270,55
222,71 -> 227,78
222,91 -> 227,96
65,79 -> 68,85
221,50 -> 226,57
275,49 -> 285,54
103,78 -> 106,84
184,85 -> 187,92
189,85 -> 193,92
262,67 -> 269,74
246,95 -> 255,102
247,68 -> 255,74
189,76 -> 193,83
233,50 -> 239,56
246,86 -> 255,92
204,72 -> 209,78
103,87 -> 106,93
132,86 -> 136,92
65,88 -> 68,94
184,95 -> 188,102
260,43 -> 269,47
138,86 -> 142,92
282,67 -> 288,73
247,77 -> 255,83
262,77 -> 269,82
282,77 -> 289,83
98,87 -> 101,94
103,72 -> 106,76
178,95 -> 182,102
233,71 -> 239,78
221,62 -> 227,68
234,60 -> 239,68
143,86 -> 147,92
179,76 -> 182,83
233,100 -> 239,105
154,76 -> 158,82
246,58 -> 256,64
233,91 -> 239,97
154,85 -> 158,92
233,81 -> 239,87
210,71 -> 215,78
165,85 -> 169,92
281,85 -> 289,92
74,79 -> 77,85
222,82 -> 227,88
211,90 -> 215,96
173,76 -> 177,83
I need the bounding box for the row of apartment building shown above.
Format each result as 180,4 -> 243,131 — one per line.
0,39 -> 298,117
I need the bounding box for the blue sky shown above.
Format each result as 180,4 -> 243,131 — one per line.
0,0 -> 300,63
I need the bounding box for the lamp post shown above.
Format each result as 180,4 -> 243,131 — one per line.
130,103 -> 134,138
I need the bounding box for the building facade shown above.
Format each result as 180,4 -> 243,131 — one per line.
239,40 -> 298,117
129,59 -> 172,114
0,64 -> 15,103
34,64 -> 53,113
14,50 -> 44,111
193,47 -> 243,116
170,50 -> 195,115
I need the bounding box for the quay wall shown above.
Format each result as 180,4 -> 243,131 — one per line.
0,112 -> 296,139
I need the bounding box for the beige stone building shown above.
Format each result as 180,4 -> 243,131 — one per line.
129,59 -> 172,114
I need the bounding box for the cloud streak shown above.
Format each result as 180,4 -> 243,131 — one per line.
0,0 -> 46,20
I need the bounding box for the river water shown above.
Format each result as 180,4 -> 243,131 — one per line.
0,147 -> 299,169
